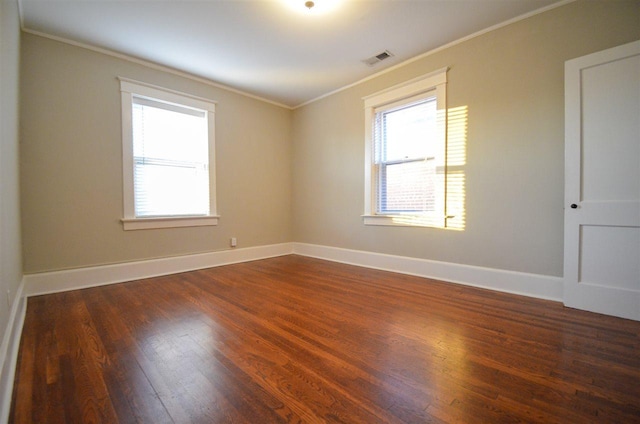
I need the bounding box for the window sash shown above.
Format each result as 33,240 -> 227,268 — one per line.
376,158 -> 438,214
133,96 -> 206,118
133,158 -> 210,218
373,95 -> 440,215
131,98 -> 210,218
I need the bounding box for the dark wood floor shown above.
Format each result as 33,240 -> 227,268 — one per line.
9,255 -> 640,423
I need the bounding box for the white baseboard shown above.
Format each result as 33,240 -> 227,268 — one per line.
293,243 -> 563,302
24,241 -> 563,301
0,279 -> 26,424
25,243 -> 294,297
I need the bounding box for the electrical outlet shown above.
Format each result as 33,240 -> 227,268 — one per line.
230,237 -> 237,248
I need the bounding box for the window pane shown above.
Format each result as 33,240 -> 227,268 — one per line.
133,103 -> 208,163
375,98 -> 436,163
379,160 -> 436,213
131,98 -> 209,218
374,96 -> 441,215
134,161 -> 209,217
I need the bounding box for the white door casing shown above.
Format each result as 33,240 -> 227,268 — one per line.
564,40 -> 640,321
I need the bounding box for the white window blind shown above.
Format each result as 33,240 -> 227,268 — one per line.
374,97 -> 438,214
132,96 -> 210,218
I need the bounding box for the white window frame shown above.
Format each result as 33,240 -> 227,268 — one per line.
362,67 -> 448,228
119,77 -> 218,230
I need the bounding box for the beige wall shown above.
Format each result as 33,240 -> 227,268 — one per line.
20,34 -> 293,272
18,1 -> 640,278
292,0 -> 640,277
1,0 -> 22,393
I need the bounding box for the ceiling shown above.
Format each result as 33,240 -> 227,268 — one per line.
19,0 -> 565,108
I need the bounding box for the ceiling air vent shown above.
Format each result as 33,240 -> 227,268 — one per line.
362,50 -> 394,67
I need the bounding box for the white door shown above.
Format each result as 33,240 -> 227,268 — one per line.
564,40 -> 640,321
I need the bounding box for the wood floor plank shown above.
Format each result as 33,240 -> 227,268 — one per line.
82,288 -> 173,423
9,255 -> 640,423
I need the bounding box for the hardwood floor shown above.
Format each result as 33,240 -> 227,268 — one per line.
9,255 -> 640,423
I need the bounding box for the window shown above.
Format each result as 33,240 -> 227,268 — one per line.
363,68 -> 448,228
119,78 -> 218,230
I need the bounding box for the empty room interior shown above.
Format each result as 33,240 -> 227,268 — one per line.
1,0 -> 640,422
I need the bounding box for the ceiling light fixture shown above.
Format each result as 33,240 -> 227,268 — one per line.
281,0 -> 340,15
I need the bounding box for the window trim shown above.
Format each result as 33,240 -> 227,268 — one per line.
362,67 -> 448,227
119,77 -> 219,230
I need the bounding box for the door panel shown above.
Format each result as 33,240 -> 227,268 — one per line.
581,55 -> 640,202
580,225 -> 640,290
564,40 -> 640,321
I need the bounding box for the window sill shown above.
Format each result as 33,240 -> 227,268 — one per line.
121,215 -> 219,231
362,214 -> 445,228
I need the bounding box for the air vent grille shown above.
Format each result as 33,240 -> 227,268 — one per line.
363,50 -> 394,67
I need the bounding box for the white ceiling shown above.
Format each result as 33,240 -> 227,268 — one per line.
20,0 -> 565,108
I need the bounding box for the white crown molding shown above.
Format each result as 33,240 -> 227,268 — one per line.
19,28 -> 292,111
0,279 -> 26,424
24,243 -> 294,297
294,0 -> 576,109
293,243 -> 563,301
17,0 -> 574,111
